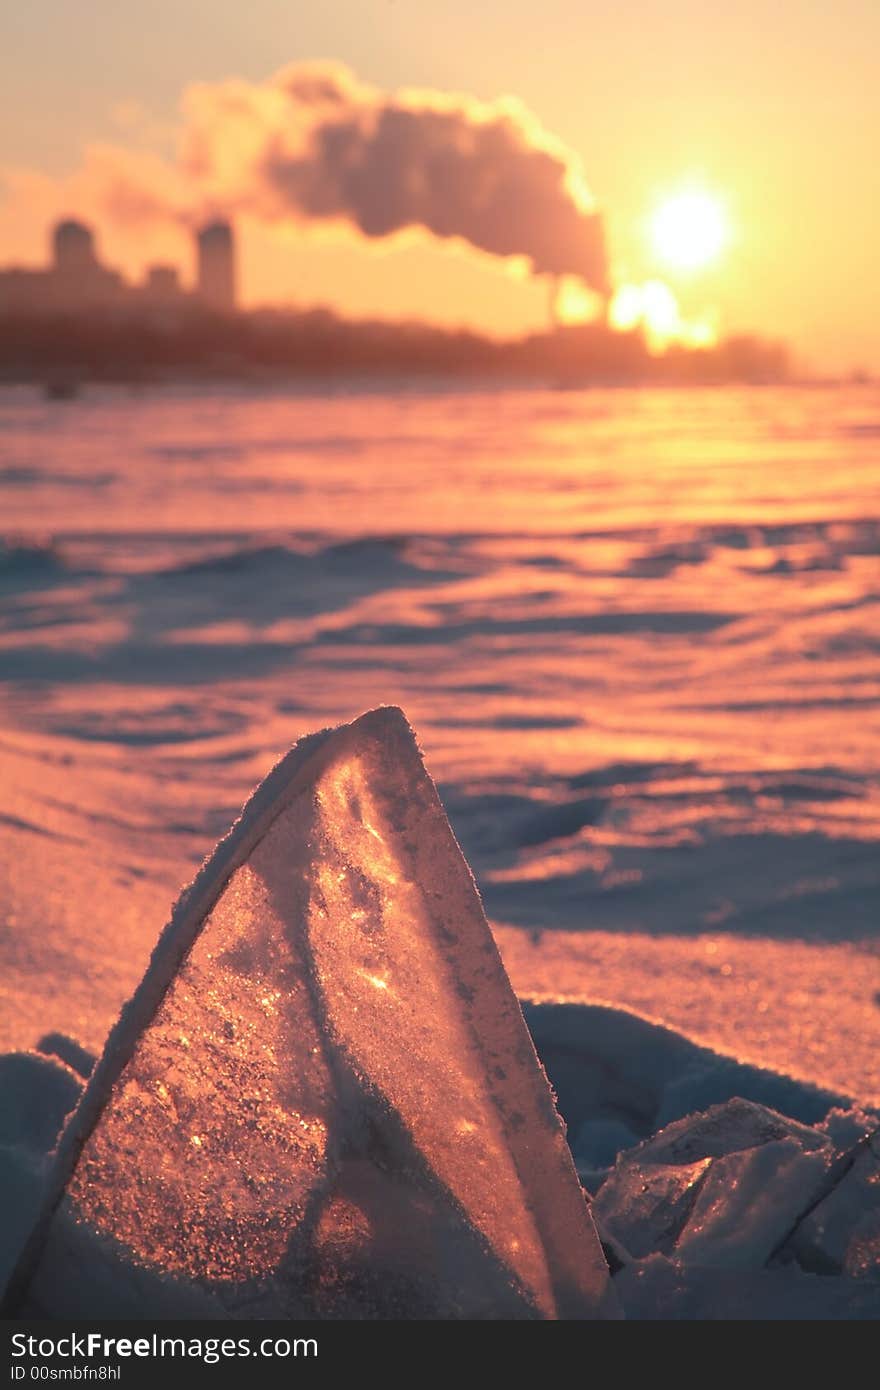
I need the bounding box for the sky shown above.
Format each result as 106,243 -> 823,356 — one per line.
2,0 -> 879,371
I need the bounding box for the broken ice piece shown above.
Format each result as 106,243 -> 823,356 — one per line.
593,1157 -> 712,1259
788,1130 -> 880,1279
632,1096 -> 829,1166
5,707 -> 615,1320
615,1252 -> 880,1320
674,1138 -> 833,1270
592,1098 -> 835,1268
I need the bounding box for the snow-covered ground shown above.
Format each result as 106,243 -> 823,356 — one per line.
2,382 -> 878,1093
0,381 -> 878,1315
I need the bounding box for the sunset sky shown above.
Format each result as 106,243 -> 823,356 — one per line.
3,0 -> 878,371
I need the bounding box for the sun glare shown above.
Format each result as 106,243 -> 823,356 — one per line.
609,279 -> 718,352
649,190 -> 728,273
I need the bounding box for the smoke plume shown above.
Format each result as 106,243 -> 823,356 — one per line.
134,62 -> 608,291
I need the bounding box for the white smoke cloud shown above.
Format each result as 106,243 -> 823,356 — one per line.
103,62 -> 609,291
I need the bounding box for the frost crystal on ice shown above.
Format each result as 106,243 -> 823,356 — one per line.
9,707 -> 614,1319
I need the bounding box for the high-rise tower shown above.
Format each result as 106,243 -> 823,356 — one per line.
52,220 -> 97,273
195,220 -> 236,313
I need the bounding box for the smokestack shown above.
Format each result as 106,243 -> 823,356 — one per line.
195,220 -> 236,312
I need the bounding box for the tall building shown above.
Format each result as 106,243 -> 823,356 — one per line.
44,218 -> 124,311
195,220 -> 236,313
52,220 -> 97,273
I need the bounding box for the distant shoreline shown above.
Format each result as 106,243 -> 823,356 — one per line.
0,306 -> 802,388
0,371 -> 870,395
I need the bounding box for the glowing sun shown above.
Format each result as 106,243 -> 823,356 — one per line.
649,190 -> 728,272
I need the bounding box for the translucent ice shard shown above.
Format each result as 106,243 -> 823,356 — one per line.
6,707 -> 614,1319
674,1139 -> 832,1270
592,1098 -> 835,1270
593,1157 -> 713,1259
788,1130 -> 880,1279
